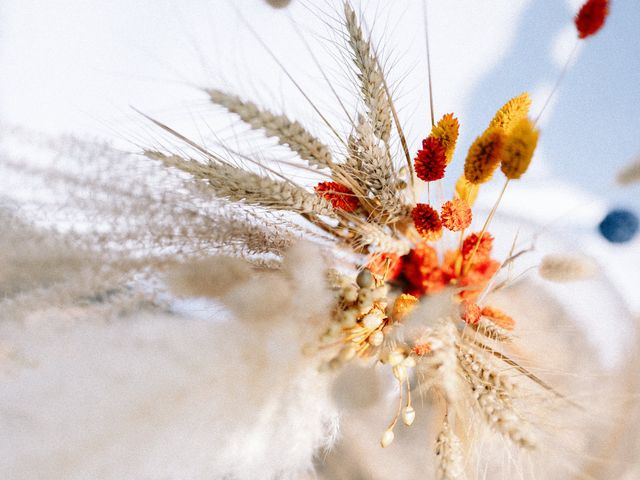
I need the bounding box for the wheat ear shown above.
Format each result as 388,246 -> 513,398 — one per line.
207,89 -> 333,169
343,2 -> 392,143
459,345 -> 535,448
343,117 -> 409,220
146,151 -> 336,216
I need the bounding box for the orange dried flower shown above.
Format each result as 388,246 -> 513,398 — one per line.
459,260 -> 500,301
314,181 -> 359,212
461,232 -> 494,263
575,0 -> 609,39
403,243 -> 446,296
430,113 -> 460,164
412,343 -> 431,356
368,253 -> 403,281
414,136 -> 447,182
412,204 -> 443,239
392,294 -> 419,321
460,301 -> 481,325
481,305 -> 515,331
441,250 -> 499,301
464,127 -> 505,184
441,199 -> 472,232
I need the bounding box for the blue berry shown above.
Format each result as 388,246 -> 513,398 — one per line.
599,209 -> 639,243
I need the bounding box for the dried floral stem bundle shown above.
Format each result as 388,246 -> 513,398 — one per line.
0,0 -> 619,479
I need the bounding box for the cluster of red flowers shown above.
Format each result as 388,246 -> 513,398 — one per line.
314,181 -> 359,212
414,137 -> 447,182
369,232 -> 500,300
411,204 -> 442,240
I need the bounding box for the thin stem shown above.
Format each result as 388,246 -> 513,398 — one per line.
462,178 -> 509,275
423,0 -> 436,127
387,379 -> 404,431
535,39 -> 579,126
234,6 -> 346,148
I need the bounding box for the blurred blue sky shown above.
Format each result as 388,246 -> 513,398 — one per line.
464,0 -> 639,209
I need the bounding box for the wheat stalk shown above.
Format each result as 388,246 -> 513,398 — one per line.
470,317 -> 513,343
353,221 -> 411,255
146,151 -> 336,217
459,343 -> 535,449
343,117 -> 409,220
207,89 -> 333,169
343,2 -> 392,143
418,320 -> 461,404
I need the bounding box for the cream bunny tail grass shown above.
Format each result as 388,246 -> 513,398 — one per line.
616,157 -> 640,185
538,254 -> 597,282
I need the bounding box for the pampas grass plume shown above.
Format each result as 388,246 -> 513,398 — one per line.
168,256 -> 252,298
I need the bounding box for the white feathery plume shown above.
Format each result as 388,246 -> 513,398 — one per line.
1,242 -> 339,480
435,419 -> 466,480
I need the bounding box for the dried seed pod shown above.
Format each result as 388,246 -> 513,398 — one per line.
402,406 -> 416,426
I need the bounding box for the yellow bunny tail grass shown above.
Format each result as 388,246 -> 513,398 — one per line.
489,92 -> 532,134
463,127 -> 505,185
430,113 -> 460,165
455,175 -> 479,206
501,117 -> 540,180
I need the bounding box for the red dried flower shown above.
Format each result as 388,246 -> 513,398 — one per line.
461,232 -> 494,263
460,301 -> 481,325
441,199 -> 472,232
414,136 -> 447,182
575,0 -> 609,39
368,253 -> 403,281
412,204 -> 443,239
314,181 -> 359,212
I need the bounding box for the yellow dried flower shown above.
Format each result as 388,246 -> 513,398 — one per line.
430,113 -> 460,164
501,117 -> 539,179
455,175 -> 479,206
489,92 -> 532,134
463,127 -> 505,185
391,293 -> 419,321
